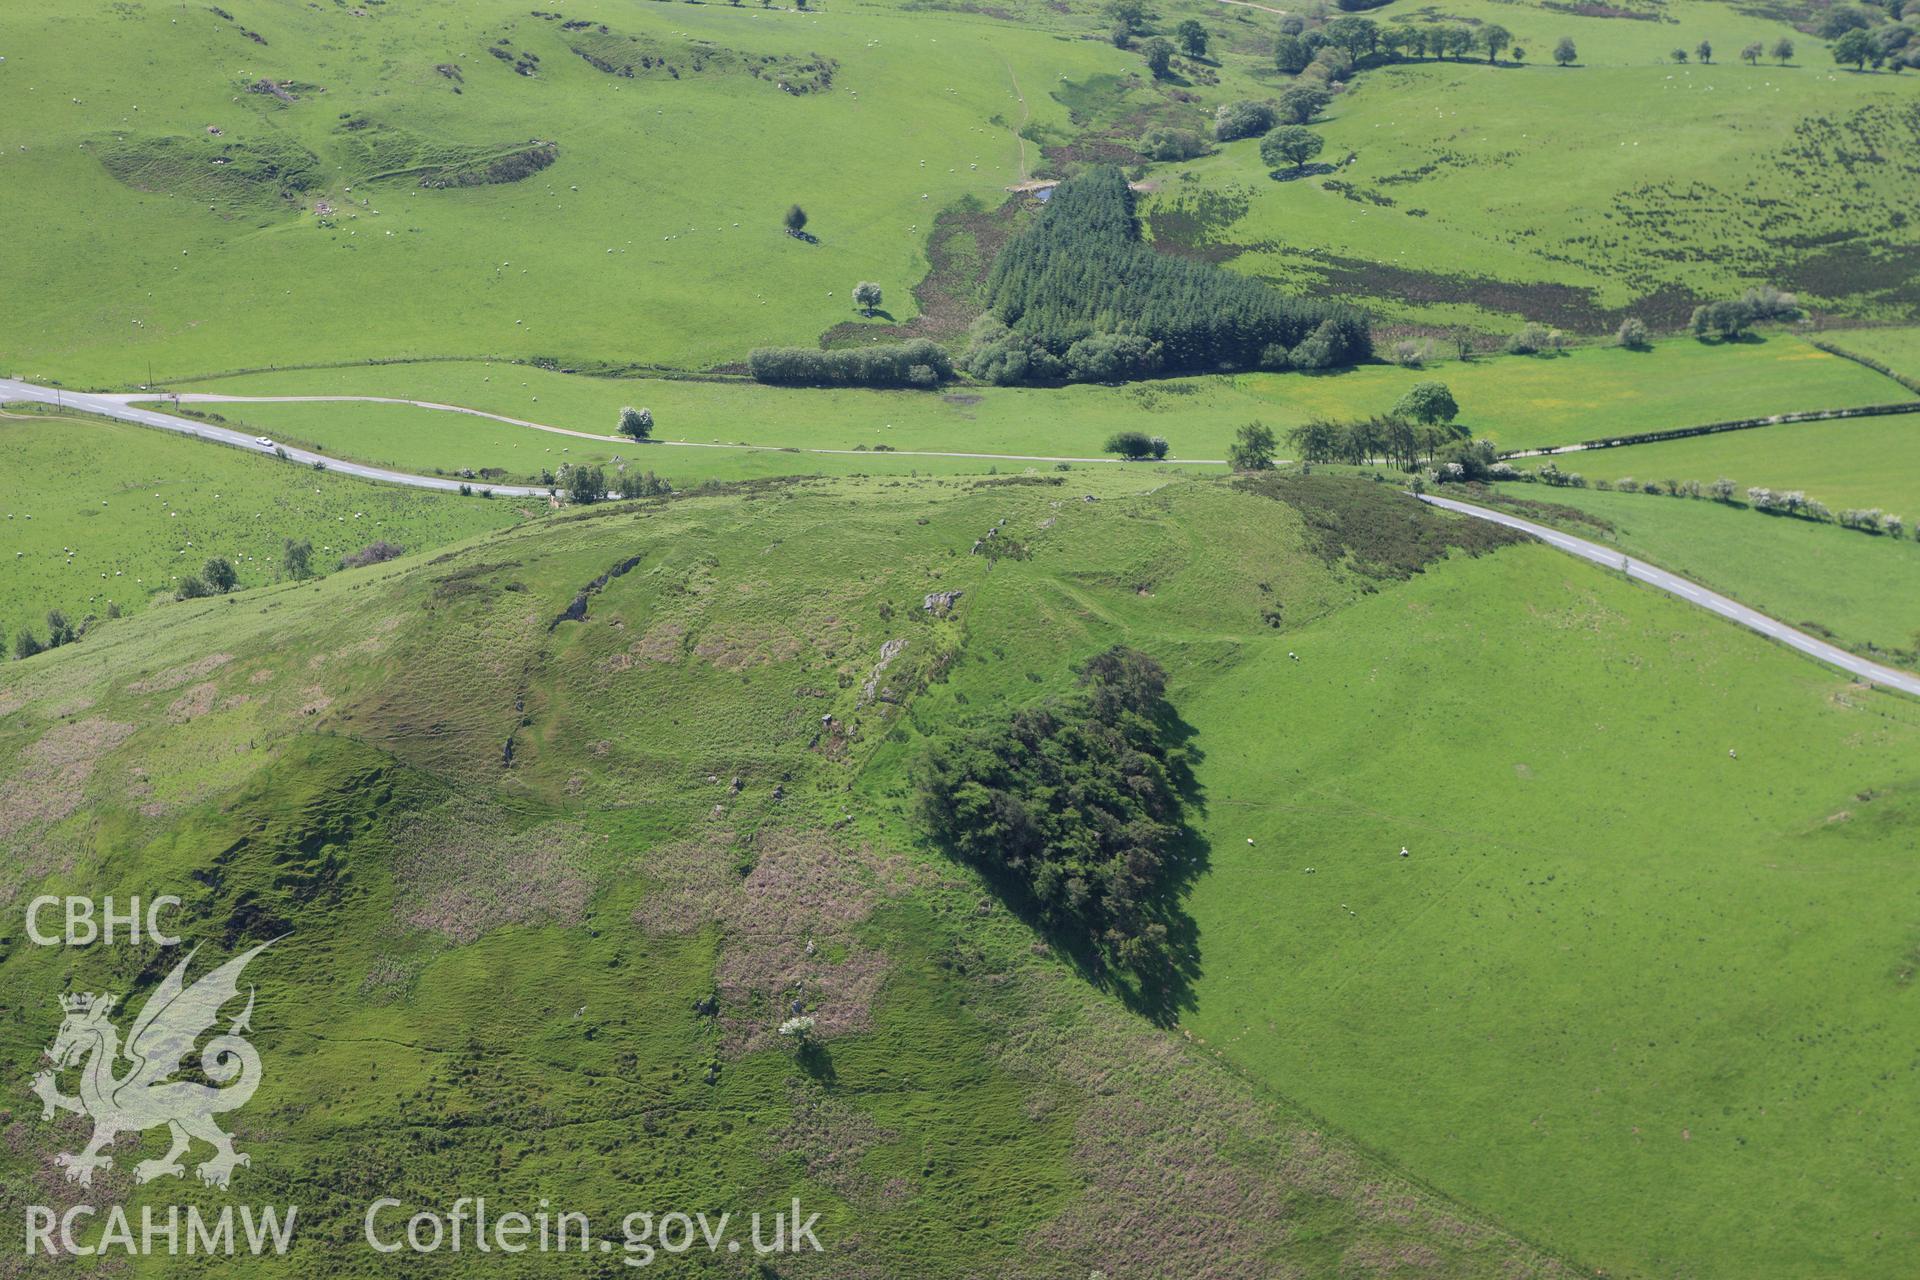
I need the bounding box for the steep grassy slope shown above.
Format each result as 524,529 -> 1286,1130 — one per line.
1147,50 -> 1920,332
0,0 -> 1119,384
0,473 -> 1567,1278
7,0 -> 1916,387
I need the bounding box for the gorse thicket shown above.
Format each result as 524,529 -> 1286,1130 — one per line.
965,167 -> 1370,383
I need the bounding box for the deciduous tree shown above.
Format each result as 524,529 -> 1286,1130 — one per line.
203,556 -> 238,593
1274,32 -> 1310,72
282,538 -> 313,580
1142,37 -> 1175,78
1393,381 -> 1460,425
1228,421 -> 1278,470
1260,125 -> 1324,172
618,405 -> 654,440
1832,28 -> 1873,68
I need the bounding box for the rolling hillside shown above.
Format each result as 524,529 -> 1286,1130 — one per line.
7,471 -> 1915,1275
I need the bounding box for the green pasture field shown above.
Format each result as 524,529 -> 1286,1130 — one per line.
1143,28 -> 1920,332
1171,543 -> 1920,1278
160,332 -> 1907,476
1483,479 -> 1920,657
1822,325 -> 1920,380
0,409 -> 526,636
6,0 -> 1917,391
0,0 -> 1120,385
1529,411 -> 1920,514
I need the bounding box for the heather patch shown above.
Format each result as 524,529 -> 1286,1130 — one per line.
631,619 -> 686,663
389,809 -> 593,943
0,717 -> 136,842
998,970 -> 1551,1280
691,624 -> 806,672
2,1113 -> 135,1267
126,652 -> 233,694
765,1084 -> 901,1206
166,681 -> 220,723
633,830 -> 902,1053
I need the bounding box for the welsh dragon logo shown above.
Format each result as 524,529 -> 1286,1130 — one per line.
31,941 -> 273,1190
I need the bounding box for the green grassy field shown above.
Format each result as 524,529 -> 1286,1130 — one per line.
0,408 -> 527,637
5,0 -> 1916,390
1171,544 -> 1920,1278
1527,412 -> 1920,514
1145,34 -> 1920,333
0,0 -> 1121,385
1823,326 -> 1920,381
139,333 -> 1908,480
1482,480 -> 1920,659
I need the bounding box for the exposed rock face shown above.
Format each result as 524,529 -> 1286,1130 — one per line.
923,591 -> 962,616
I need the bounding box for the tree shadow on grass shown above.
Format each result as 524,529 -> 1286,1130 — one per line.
1267,162 -> 1338,182
796,1041 -> 836,1084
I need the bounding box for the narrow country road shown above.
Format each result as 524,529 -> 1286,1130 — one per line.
0,378 -> 549,497
0,380 -> 1221,468
6,374 -> 1913,696
1419,492 -> 1920,698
